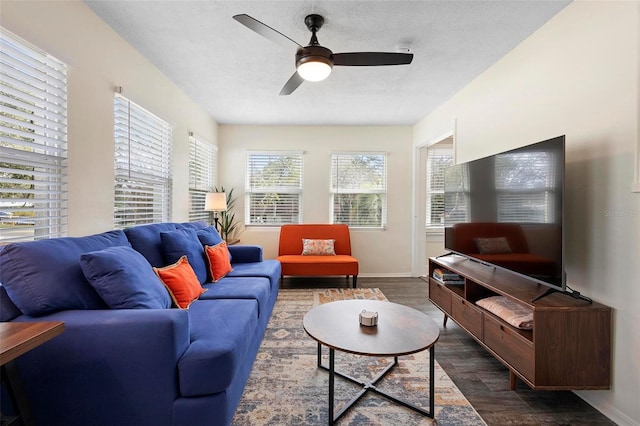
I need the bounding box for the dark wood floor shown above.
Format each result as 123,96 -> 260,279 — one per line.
281,276 -> 615,425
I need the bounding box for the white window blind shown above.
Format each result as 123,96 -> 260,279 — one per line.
330,152 -> 387,228
0,29 -> 68,243
495,151 -> 557,223
425,143 -> 454,228
444,163 -> 470,225
188,133 -> 217,223
245,151 -> 302,225
114,95 -> 172,229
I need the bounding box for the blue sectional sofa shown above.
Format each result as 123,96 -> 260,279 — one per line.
0,222 -> 280,426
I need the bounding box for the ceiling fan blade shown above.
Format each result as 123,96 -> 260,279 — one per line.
333,52 -> 413,66
233,14 -> 302,50
279,72 -> 304,96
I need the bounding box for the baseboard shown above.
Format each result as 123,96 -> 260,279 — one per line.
357,272 -> 414,278
575,391 -> 639,426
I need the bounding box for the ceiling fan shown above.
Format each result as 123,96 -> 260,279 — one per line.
233,13 -> 414,95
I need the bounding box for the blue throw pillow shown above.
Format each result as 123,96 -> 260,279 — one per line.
0,230 -> 129,316
80,246 -> 171,309
197,226 -> 232,262
160,228 -> 208,284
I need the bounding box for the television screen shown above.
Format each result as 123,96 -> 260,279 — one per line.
443,136 -> 565,290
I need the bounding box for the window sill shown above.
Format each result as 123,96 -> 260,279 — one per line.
425,227 -> 445,235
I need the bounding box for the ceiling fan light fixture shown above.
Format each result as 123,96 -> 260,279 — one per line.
296,57 -> 333,82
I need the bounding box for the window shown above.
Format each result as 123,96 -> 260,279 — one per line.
245,151 -> 302,225
0,29 -> 68,243
188,133 -> 217,223
495,151 -> 558,223
330,152 -> 387,228
114,95 -> 172,229
425,141 -> 454,228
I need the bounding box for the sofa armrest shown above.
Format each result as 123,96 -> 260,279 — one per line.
229,245 -> 263,263
13,309 -> 190,424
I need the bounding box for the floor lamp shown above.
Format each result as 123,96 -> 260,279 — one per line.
205,192 -> 227,235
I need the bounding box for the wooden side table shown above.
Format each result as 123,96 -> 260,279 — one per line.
1,322 -> 65,426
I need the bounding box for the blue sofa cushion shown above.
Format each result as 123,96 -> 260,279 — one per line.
178,221 -> 207,231
0,284 -> 21,321
80,246 -> 172,309
201,277 -> 270,318
0,230 -> 130,316
178,298 -> 258,396
227,259 -> 282,292
124,222 -> 179,267
160,228 -> 208,284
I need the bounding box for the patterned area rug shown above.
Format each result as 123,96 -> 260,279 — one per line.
232,288 -> 486,425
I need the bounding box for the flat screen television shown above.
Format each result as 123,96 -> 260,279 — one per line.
443,136 -> 565,295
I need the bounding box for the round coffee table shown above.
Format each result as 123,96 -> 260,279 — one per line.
303,300 -> 440,425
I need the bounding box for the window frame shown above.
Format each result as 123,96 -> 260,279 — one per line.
245,151 -> 303,226
330,151 -> 387,229
113,94 -> 172,229
0,29 -> 68,243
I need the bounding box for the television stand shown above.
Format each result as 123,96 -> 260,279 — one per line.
428,255 -> 611,390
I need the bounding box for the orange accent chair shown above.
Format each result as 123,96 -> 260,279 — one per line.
277,224 -> 359,288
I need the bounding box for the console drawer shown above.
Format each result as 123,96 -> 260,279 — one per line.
429,279 -> 452,315
483,314 -> 534,381
451,294 -> 483,339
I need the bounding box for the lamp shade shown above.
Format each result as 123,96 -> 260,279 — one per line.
204,192 -> 227,212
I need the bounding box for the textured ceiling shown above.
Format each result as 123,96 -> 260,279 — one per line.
84,0 -> 570,126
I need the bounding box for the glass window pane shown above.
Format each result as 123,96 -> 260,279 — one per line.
331,153 -> 387,228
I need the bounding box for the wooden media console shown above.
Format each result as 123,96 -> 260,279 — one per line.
429,255 -> 611,390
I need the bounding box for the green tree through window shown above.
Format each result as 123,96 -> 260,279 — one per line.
245,152 -> 302,225
331,153 -> 387,228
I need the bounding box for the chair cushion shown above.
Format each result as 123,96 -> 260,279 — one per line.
0,230 -> 129,316
178,299 -> 258,396
277,255 -> 358,277
160,228 -> 208,284
80,246 -> 171,309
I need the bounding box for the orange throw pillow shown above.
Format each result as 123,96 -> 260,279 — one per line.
153,255 -> 206,309
204,242 -> 233,282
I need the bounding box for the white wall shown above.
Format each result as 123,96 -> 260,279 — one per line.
218,125 -> 414,275
414,2 -> 640,424
0,0 -> 218,236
